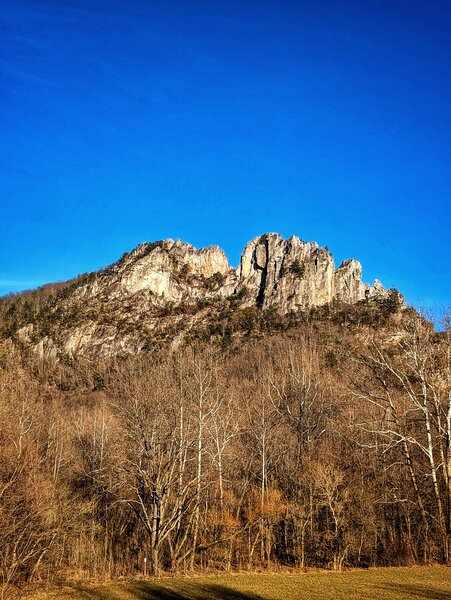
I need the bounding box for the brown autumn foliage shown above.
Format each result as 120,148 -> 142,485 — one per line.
0,303 -> 450,597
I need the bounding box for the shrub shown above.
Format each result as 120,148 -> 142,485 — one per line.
289,258 -> 306,278
204,271 -> 226,291
381,288 -> 404,315
179,263 -> 191,280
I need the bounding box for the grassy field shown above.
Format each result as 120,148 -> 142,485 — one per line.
26,566 -> 451,600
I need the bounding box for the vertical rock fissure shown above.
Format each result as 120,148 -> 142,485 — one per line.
256,239 -> 269,308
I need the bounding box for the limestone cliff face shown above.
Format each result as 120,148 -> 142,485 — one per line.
117,240 -> 230,298
16,233 -> 390,357
71,234 -> 385,314
231,234 -> 386,312
73,239 -> 231,305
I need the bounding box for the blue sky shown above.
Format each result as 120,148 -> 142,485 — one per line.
1,0 -> 450,321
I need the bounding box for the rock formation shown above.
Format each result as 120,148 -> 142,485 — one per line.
229,233 -> 386,311
14,233 -> 390,357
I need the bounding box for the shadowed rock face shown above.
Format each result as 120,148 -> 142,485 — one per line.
17,233 -> 389,357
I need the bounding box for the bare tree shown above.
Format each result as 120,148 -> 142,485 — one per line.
354,312 -> 451,561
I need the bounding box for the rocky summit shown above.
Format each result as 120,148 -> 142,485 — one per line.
11,233 -> 390,358
236,234 -> 385,311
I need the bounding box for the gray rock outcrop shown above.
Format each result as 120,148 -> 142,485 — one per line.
229,233 -> 386,312
16,233 -> 390,357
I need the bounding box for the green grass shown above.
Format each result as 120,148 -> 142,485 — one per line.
26,566 -> 451,600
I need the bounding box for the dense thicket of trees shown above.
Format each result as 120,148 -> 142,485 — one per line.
0,307 -> 449,597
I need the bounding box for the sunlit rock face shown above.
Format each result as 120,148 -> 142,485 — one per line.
71,234 -> 386,312
231,234 -> 386,312
71,239 -> 232,307
16,233 -> 389,358
116,240 -> 230,300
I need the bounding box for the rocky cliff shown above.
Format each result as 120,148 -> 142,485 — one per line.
231,234 -> 385,311
12,233 -> 390,357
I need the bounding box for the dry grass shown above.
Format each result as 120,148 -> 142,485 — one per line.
25,566 -> 451,600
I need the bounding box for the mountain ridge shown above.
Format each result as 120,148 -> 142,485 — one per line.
1,233 -> 398,358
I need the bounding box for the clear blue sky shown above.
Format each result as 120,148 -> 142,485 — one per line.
1,0 -> 450,320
